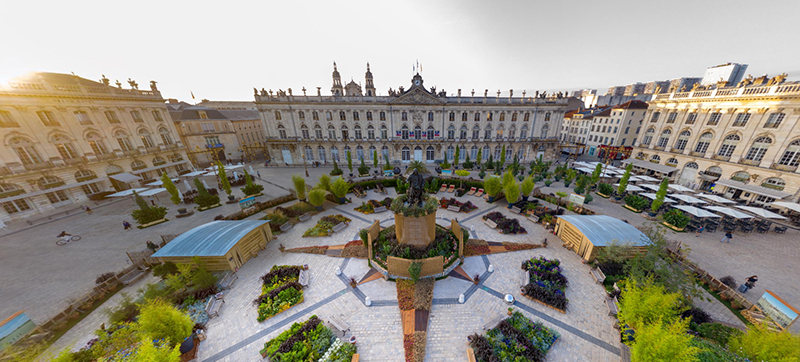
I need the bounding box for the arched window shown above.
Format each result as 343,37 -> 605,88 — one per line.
152,156 -> 166,166
705,166 -> 722,177
318,146 -> 326,162
380,124 -> 388,139
414,125 -> 422,140
381,145 -> 389,159
471,146 -> 478,160
520,125 -> 528,139
277,124 -> 287,138
158,127 -> 173,145
356,145 -> 364,161
327,124 -> 336,139
717,134 -> 740,157
131,160 -> 147,170
694,132 -> 713,154
494,146 -> 501,159
744,136 -> 772,162
496,126 -> 504,139
778,139 -> 800,167
483,146 -> 490,160
304,146 -> 314,161
169,153 -> 183,162
426,125 -> 435,140
540,125 -> 549,139
343,146 -> 351,160
731,171 -> 750,182
635,152 -> 645,160
762,177 -> 785,190
505,146 -> 513,159
138,128 -> 156,148
74,169 -> 96,181
446,146 -> 454,160
484,125 -> 492,139
341,125 -> 349,140
354,124 -> 362,139
51,134 -> 79,160
675,130 -> 691,150
331,146 -> 339,161
115,130 -> 134,152
339,111 -> 346,121
642,127 -> 655,145
665,158 -> 678,166
472,125 -> 480,140
460,125 -> 468,140
509,126 -> 516,139
657,129 -> 671,147
274,111 -> 282,120
402,146 -> 410,161
401,125 -> 409,140
685,162 -> 698,169
298,111 -> 305,120
650,154 -> 661,163
426,146 -> 435,161
315,125 -> 323,139
517,147 -> 525,161
366,125 -> 374,139
368,145 -> 376,160
447,124 -> 455,139
300,125 -> 310,139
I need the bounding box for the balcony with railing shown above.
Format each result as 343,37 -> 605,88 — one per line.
24,161 -> 53,171
652,81 -> 800,102
712,154 -> 731,162
770,163 -> 799,172
653,146 -> 665,151
738,158 -> 762,166
689,151 -> 706,157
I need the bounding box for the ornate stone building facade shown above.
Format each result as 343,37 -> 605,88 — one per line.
255,64 -> 573,167
631,73 -> 800,204
0,73 -> 189,222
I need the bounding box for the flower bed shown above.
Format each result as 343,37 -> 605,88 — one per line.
482,212 -> 527,234
502,242 -> 540,251
469,311 -> 560,362
439,197 -> 478,213
521,256 -> 569,312
340,239 -> 368,258
464,239 -> 491,256
303,215 -> 352,237
355,197 -> 393,214
284,246 -> 329,255
372,225 -> 459,267
398,278 -> 434,362
254,265 -> 304,322
260,315 -> 356,362
397,279 -> 415,310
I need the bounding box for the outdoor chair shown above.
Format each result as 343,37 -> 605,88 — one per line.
774,226 -> 788,234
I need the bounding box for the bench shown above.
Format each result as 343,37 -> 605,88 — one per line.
605,296 -> 619,317
374,206 -> 388,213
298,212 -> 312,222
527,214 -> 540,223
218,271 -> 238,290
280,222 -> 294,232
447,205 -> 461,212
482,314 -> 505,331
520,270 -> 530,287
483,218 -> 498,229
447,185 -> 455,193
205,294 -> 224,318
474,189 -> 484,197
620,343 -> 631,362
440,184 -> 448,192
466,187 -> 477,196
590,267 -> 606,284
332,222 -> 348,233
510,206 -> 522,214
298,269 -> 310,287
119,267 -> 147,286
327,316 -> 350,336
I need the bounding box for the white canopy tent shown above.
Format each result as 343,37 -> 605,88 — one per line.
614,184 -> 644,192
137,188 -> 168,196
107,188 -> 149,197
638,184 -> 662,192
636,175 -> 660,182
181,171 -> 209,178
770,201 -> 800,214
183,180 -> 193,192
704,206 -> 754,219
735,206 -> 788,220
145,178 -> 179,187
696,193 -> 736,204
670,194 -> 708,204
673,205 -> 721,218
668,184 -> 696,193
641,193 -> 677,203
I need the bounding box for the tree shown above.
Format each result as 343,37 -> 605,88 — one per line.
617,163 -> 633,195
728,323 -> 800,362
408,262 -> 422,283
193,178 -> 220,208
241,169 -> 264,196
629,318 -> 699,362
476,147 -> 483,169
292,174 -> 306,200
500,145 -> 506,167
346,151 -> 353,173
651,178 -> 669,214
161,172 -> 181,205
617,277 -> 686,333
136,298 -> 193,346
453,146 -> 460,168
627,224 -> 703,299
131,190 -> 168,225
555,191 -> 568,213
501,170 -> 515,188
130,338 -> 181,362
484,176 -> 502,198
463,152 -> 473,169
358,156 -> 370,175
504,179 -> 520,205
308,188 -> 328,208
217,161 -> 231,196
409,160 -> 427,174
383,154 -> 392,171
520,176 -> 535,197
373,150 -> 379,169
591,163 -> 603,186
317,174 -> 332,192
330,158 -> 343,176
331,177 -> 349,199
486,154 -> 494,170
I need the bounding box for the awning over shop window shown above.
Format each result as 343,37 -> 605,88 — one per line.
0,179 -> 104,203
621,159 -> 678,175
109,172 -> 142,183
130,160 -> 189,175
714,178 -> 792,199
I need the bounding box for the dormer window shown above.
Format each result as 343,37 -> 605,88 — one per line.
199,111 -> 208,119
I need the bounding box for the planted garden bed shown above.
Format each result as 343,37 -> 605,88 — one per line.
340,240 -> 368,258
284,246 -> 329,255
354,197 -> 393,214
259,315 -> 357,361
482,212 -> 527,234
521,256 -> 569,312
469,311 -> 560,362
398,278 -> 434,362
254,265 -> 305,322
303,215 -> 351,237
371,225 -> 460,269
439,197 -> 478,213
464,239 -> 491,256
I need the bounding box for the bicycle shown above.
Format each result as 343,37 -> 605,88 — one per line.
56,235 -> 81,246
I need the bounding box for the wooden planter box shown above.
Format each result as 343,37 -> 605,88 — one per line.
661,221 -> 685,232
198,204 -> 222,212
623,204 -> 642,213
137,218 -> 168,229
520,293 -> 566,314
596,192 -> 610,199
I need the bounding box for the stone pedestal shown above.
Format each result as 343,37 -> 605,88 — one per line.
395,212 -> 436,247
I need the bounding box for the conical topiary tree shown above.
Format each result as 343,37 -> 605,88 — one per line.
292,174 -> 306,200
217,161 -> 232,196
161,172 -> 181,205
242,169 -> 264,196
131,190 -> 168,225
651,178 -> 669,214
617,163 -> 633,195
194,178 -> 220,208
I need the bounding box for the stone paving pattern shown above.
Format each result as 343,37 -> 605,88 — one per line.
1,160 -> 797,362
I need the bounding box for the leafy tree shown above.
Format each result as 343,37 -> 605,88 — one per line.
161,172 -> 181,205
241,169 -> 264,196
216,161 -> 231,196
308,188 -> 328,207
651,178 -> 669,213
454,146 -> 460,168
618,163 -> 633,195
330,177 -> 349,199
629,318 -> 700,362
291,174 -> 306,200
728,323 -> 800,362
484,176 -> 502,197
555,191 -> 568,213
409,160 -> 427,174
330,158 -> 343,176
486,154 -> 494,170
136,299 -> 193,346
373,150 -> 379,168
358,156 -> 370,175
520,176 -> 535,197
131,190 -> 168,225
346,151 -> 353,173
591,163 -> 603,186
463,153 -> 473,169
595,240 -> 636,265
627,224 -> 703,300
504,179 -> 520,205
130,338 -> 181,362
617,277 -> 686,333
501,170 -> 516,189
563,169 -> 577,186
317,174 -> 332,192
476,147 -> 482,169
500,145 -> 506,167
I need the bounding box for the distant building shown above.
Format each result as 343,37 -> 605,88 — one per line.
606,86 -> 625,96
560,106 -> 612,154
585,100 -> 647,156
217,109 -> 267,161
701,62 -> 748,87
167,101 -> 242,166
624,83 -> 646,96
669,77 -> 702,92
644,81 -> 670,95
197,100 -> 256,110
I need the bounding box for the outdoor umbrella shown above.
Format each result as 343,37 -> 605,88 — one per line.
696,193 -> 736,204
673,205 -> 721,218
181,170 -> 208,178
202,180 -> 211,189
183,180 -> 192,192
668,184 -> 695,193
107,188 -> 149,197
735,205 -> 788,219
704,206 -> 754,219
145,178 -> 178,187
233,171 -> 238,179
639,184 -> 662,192
670,194 -> 707,204
770,201 -> 800,213
636,175 -> 660,182
138,188 -> 168,196
614,184 -> 644,192
641,193 -> 677,203
249,165 -> 255,174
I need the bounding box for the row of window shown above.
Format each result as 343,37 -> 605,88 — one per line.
279,123 -> 550,140
652,111 -> 786,129
295,144 -> 533,163
278,110 -> 552,122
0,109 -> 164,128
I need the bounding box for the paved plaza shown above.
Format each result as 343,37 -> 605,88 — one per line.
2,161 -> 799,362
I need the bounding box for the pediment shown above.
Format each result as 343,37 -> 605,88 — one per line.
390,88 -> 445,105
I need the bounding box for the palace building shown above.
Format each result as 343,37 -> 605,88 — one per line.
630,73 -> 800,204
0,73 -> 189,222
254,63 -> 577,167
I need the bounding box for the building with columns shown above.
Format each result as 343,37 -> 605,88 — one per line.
255,63 -> 575,167
630,72 -> 800,204
0,72 -> 189,222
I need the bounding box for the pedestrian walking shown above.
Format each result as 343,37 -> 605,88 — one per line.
720,231 -> 733,243
257,171 -> 261,178
696,225 -> 704,237
83,205 -> 93,215
739,275 -> 758,293
146,240 -> 158,252
150,200 -> 156,206
123,220 -> 132,230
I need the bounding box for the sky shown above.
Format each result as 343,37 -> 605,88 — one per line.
2,0 -> 799,101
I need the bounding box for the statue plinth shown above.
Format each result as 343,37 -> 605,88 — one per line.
395,211 -> 436,247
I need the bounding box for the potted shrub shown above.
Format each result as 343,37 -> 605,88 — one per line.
346,150 -> 354,177
663,209 -> 690,231
504,180 -> 520,208
241,169 -> 264,197
308,188 -> 328,211
649,178 -> 669,217
292,174 -> 307,202
331,159 -> 344,176
623,194 -> 647,212
331,177 -> 349,204
597,183 -> 614,198
484,176 -> 502,203
615,164 -> 633,200
520,176 -> 534,202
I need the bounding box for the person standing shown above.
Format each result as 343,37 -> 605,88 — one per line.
745,275 -> 758,289
720,231 -> 733,243
123,220 -> 132,230
257,171 -> 261,178
84,205 -> 93,215
696,225 -> 704,237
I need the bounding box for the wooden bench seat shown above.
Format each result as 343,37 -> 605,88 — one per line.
482,314 -> 505,331
327,316 -> 350,336
527,214 -> 540,223
219,271 -> 238,290
590,267 -> 606,284
298,269 -> 310,287
374,206 -> 388,213
119,267 -> 147,286
605,296 -> 619,317
520,270 -> 530,288
483,218 -> 498,229
332,222 -> 348,233
298,212 -> 312,222
205,295 -> 224,318
279,222 -> 294,232
510,206 -> 522,214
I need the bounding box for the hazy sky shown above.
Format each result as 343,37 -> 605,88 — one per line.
2,0 -> 799,101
